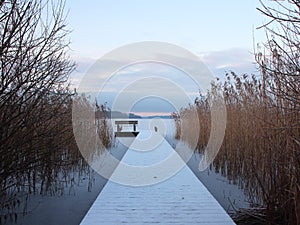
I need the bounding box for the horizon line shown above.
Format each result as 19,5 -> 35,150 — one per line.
130,112 -> 173,117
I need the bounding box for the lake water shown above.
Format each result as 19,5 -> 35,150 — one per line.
7,118 -> 249,224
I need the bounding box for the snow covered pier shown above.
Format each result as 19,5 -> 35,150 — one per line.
80,131 -> 235,224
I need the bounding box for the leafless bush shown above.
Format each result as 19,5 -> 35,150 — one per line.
0,0 -> 89,222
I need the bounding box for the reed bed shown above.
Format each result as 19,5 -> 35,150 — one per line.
0,94 -> 113,224
174,72 -> 300,224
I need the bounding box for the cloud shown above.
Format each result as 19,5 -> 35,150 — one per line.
71,48 -> 258,82
69,47 -> 259,112
199,48 -> 259,76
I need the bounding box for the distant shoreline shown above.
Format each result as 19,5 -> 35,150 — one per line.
96,110 -> 173,119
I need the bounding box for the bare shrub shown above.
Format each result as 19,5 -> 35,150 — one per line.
0,0 -> 112,222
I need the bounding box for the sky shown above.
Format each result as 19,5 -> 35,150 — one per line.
64,0 -> 268,115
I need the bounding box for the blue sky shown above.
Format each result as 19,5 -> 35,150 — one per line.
65,0 -> 267,115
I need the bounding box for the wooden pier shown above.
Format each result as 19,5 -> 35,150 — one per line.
114,120 -> 139,137
80,130 -> 235,224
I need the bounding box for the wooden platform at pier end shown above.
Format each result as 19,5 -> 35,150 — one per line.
80,131 -> 236,225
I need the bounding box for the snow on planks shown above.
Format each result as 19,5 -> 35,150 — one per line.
80,130 -> 235,225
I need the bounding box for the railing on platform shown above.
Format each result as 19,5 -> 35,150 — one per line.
114,120 -> 139,137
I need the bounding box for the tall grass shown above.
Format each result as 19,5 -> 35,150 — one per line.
72,96 -> 113,162
175,72 -> 300,224
0,94 -> 113,223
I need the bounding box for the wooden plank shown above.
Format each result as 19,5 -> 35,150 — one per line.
115,120 -> 138,125
114,131 -> 139,137
81,131 -> 236,224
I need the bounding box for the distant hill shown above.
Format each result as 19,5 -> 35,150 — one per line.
128,113 -> 142,119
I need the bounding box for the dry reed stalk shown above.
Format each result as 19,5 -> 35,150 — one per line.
175,72 -> 300,224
